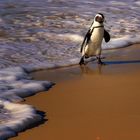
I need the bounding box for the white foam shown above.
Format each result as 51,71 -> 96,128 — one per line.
102,35 -> 140,50
0,99 -> 42,140
20,35 -> 140,73
58,33 -> 83,42
135,1 -> 140,6
22,58 -> 80,73
109,1 -> 127,6
0,67 -> 53,139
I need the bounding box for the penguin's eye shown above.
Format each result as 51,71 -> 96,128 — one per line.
95,16 -> 104,23
95,16 -> 101,21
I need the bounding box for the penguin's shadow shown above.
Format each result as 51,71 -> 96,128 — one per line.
80,59 -> 140,75
86,57 -> 140,65
104,60 -> 140,65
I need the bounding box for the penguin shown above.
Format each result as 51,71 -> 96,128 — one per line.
79,13 -> 110,65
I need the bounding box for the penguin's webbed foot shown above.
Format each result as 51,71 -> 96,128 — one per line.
97,57 -> 106,65
79,57 -> 85,65
79,60 -> 85,65
98,60 -> 106,65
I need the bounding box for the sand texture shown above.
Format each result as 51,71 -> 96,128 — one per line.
11,44 -> 140,140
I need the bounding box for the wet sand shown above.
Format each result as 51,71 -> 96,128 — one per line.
11,44 -> 140,140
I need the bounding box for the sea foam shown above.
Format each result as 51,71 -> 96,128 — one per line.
102,35 -> 140,50
0,100 -> 42,140
0,67 -> 53,140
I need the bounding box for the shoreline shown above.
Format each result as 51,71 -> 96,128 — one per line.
11,44 -> 140,140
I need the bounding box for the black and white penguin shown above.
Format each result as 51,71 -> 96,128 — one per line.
79,13 -> 110,65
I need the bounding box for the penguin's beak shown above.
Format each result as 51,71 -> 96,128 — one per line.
99,18 -> 104,23
95,16 -> 104,23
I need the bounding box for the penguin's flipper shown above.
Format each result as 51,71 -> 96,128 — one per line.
104,29 -> 110,43
80,30 -> 92,53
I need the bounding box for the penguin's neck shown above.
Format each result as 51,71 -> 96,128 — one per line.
93,21 -> 104,28
90,21 -> 104,30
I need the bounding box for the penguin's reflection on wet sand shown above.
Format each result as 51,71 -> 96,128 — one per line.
79,59 -> 140,76
80,64 -> 102,75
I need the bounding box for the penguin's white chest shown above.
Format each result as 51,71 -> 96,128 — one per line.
91,28 -> 104,44
84,28 -> 104,56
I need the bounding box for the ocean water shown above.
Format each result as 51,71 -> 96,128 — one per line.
0,0 -> 140,139
0,0 -> 140,69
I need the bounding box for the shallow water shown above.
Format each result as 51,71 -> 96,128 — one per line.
0,0 -> 140,68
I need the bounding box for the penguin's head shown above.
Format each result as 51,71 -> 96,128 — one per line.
94,13 -> 105,23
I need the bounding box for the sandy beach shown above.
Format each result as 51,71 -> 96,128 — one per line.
11,44 -> 140,140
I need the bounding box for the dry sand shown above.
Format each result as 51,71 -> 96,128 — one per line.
11,44 -> 140,140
